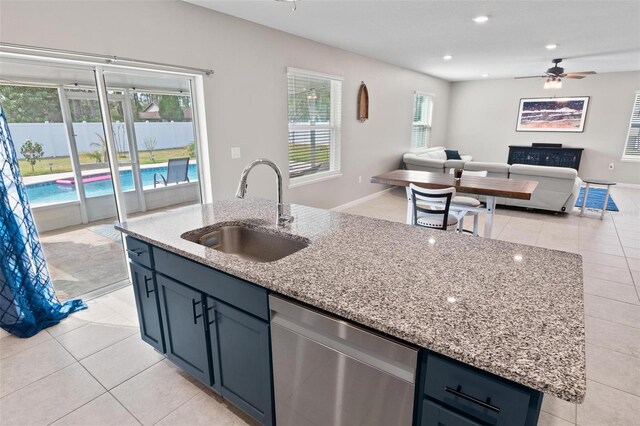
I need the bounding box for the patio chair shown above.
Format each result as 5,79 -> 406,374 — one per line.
154,157 -> 190,188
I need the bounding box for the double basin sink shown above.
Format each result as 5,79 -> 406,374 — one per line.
181,224 -> 309,263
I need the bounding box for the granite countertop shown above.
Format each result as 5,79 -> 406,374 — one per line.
115,198 -> 585,403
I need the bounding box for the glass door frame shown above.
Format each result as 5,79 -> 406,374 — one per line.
0,50 -> 213,221
64,85 -> 147,217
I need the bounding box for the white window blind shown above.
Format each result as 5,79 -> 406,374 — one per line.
411,92 -> 434,150
287,69 -> 342,182
622,91 -> 640,160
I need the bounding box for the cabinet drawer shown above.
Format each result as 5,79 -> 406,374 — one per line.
153,247 -> 269,321
422,399 -> 481,426
424,353 -> 531,425
125,236 -> 152,268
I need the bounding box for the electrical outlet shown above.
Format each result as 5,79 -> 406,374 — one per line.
609,163 -> 614,170
358,176 -> 362,184
231,147 -> 241,159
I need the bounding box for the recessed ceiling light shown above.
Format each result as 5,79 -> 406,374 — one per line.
482,73 -> 490,78
545,44 -> 558,50
472,15 -> 490,23
443,55 -> 453,60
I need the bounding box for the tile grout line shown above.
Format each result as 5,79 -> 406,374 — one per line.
151,390 -> 205,425
584,313 -> 640,331
584,341 -> 640,360
583,290 -> 640,305
611,216 -> 640,303
46,338 -> 163,425
586,292 -> 640,308
586,377 -> 640,400
43,333 -> 111,425
0,338 -> 75,400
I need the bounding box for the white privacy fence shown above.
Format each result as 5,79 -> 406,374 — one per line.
9,121 -> 195,159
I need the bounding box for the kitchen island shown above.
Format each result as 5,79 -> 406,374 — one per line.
116,198 -> 585,425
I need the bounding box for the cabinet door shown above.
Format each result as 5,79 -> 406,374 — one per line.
130,262 -> 164,353
157,274 -> 212,386
213,301 -> 273,425
422,399 -> 480,426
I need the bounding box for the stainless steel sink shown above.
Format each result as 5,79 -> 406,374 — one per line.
182,225 -> 309,263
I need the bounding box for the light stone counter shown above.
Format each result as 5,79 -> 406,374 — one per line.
116,198 -> 585,403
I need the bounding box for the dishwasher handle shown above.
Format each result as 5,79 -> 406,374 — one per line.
270,296 -> 417,384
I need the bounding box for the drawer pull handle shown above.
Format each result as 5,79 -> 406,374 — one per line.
127,248 -> 145,257
192,300 -> 203,324
206,303 -> 216,325
444,385 -> 501,413
144,276 -> 154,297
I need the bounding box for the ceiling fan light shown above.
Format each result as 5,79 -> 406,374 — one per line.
544,76 -> 562,90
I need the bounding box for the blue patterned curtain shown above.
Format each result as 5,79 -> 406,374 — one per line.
0,104 -> 85,338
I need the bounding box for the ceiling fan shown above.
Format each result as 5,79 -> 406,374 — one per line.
515,58 -> 596,89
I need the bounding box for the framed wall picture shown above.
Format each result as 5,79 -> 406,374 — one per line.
516,96 -> 590,132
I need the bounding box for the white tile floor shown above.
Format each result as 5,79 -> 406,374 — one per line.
0,185 -> 639,425
0,285 -> 256,426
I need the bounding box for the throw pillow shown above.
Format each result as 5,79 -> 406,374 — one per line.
445,149 -> 462,160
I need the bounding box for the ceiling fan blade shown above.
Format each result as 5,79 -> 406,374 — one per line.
514,75 -> 546,79
564,74 -> 586,79
569,71 -> 596,75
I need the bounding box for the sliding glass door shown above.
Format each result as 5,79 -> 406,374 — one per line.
0,56 -> 205,300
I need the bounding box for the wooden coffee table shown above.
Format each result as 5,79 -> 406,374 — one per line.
580,178 -> 617,220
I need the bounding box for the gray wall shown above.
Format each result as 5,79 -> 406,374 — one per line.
446,72 -> 640,185
0,1 -> 450,208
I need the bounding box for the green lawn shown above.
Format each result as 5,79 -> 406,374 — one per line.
289,143 -> 330,164
19,148 -> 194,177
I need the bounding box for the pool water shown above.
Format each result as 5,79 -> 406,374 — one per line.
25,164 -> 199,205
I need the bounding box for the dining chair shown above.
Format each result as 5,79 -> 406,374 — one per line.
448,169 -> 488,236
408,183 -> 458,231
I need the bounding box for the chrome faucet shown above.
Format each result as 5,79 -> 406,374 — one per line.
235,159 -> 294,227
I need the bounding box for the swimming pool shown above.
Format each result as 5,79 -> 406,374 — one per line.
25,164 -> 199,205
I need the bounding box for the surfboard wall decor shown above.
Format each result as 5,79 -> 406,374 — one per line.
357,82 -> 369,122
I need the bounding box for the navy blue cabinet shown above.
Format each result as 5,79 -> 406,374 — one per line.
417,351 -> 542,426
422,399 -> 480,426
157,274 -> 213,387
128,252 -> 164,353
126,238 -> 274,425
212,300 -> 273,424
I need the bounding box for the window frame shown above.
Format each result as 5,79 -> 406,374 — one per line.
621,90 -> 640,162
411,91 -> 435,151
286,67 -> 343,188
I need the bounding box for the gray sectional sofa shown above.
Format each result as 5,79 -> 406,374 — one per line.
465,162 -> 582,213
403,146 -> 473,173
402,150 -> 582,213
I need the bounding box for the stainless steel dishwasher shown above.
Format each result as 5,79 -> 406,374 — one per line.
269,295 -> 418,426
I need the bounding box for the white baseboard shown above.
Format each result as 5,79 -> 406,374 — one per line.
331,188 -> 394,212
616,182 -> 640,189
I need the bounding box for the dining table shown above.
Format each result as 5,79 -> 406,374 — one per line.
370,169 -> 538,238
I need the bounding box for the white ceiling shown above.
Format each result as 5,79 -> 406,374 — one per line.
186,0 -> 640,81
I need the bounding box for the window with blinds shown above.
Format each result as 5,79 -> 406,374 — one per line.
622,91 -> 640,160
287,68 -> 342,183
411,92 -> 434,150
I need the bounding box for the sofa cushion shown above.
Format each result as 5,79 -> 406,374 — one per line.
509,164 -> 578,180
444,159 -> 466,170
424,150 -> 447,160
464,162 -> 510,177
445,149 -> 462,160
